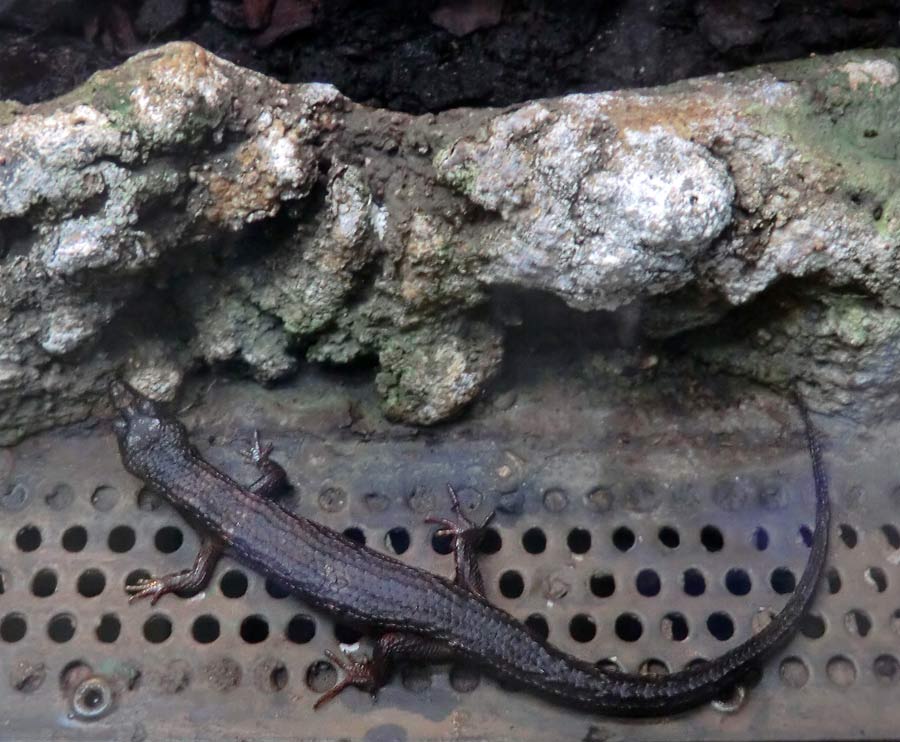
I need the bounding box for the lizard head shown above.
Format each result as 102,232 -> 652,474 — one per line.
109,380 -> 188,458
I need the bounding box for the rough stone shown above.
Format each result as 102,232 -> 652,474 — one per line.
436,106 -> 735,310
2,42 -> 900,440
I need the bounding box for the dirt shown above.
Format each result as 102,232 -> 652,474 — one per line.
2,1 -> 899,110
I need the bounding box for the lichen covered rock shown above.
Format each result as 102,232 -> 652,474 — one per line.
2,42 -> 900,440
436,104 -> 735,310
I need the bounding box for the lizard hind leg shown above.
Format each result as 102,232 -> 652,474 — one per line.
314,632 -> 458,709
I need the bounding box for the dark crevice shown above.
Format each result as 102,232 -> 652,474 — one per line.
2,3 -> 899,113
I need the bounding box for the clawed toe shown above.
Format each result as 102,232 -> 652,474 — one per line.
125,578 -> 166,605
425,485 -> 495,541
314,650 -> 378,710
241,430 -> 274,466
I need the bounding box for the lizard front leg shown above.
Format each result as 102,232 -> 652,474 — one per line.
314,632 -> 459,709
426,485 -> 495,598
129,431 -> 288,605
126,534 -> 224,605
241,430 -> 289,499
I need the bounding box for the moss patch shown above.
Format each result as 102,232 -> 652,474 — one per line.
757,50 -> 900,239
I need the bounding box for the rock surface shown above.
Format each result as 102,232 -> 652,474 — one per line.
1,42 -> 900,441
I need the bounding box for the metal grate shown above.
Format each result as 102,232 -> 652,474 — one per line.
1,383 -> 898,742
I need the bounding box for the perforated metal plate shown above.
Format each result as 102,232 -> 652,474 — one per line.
1,376 -> 898,742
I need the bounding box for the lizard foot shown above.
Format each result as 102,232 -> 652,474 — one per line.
314,650 -> 380,710
125,575 -> 181,606
239,430 -> 274,467
425,484 -> 494,543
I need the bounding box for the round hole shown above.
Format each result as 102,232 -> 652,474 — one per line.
240,615 -> 269,644
44,483 -> 74,511
363,491 -> 390,512
640,659 -> 669,677
712,683 -> 747,714
661,612 -> 689,641
683,568 -> 706,596
612,526 -> 635,552
865,566 -> 888,593
569,614 -> 597,643
882,524 -> 900,550
636,569 -> 661,597
522,527 -> 547,554
700,525 -> 724,552
385,527 -> 410,555
204,658 -> 239,692
265,577 -> 290,599
770,567 -> 796,594
268,663 -> 289,692
499,570 -> 524,598
72,677 -> 113,720
753,607 -> 776,634
839,523 -> 858,548
826,567 -> 842,594
154,526 -> 183,554
107,526 -> 136,553
596,659 -> 624,673
658,526 -> 680,548
431,529 -> 453,555
779,656 -> 809,688
48,613 -> 76,643
401,665 -> 431,693
342,527 -> 365,546
305,660 -> 337,693
143,614 -> 172,643
542,487 -> 568,512
90,485 -> 119,511
0,481 -> 28,513
96,614 -> 121,643
449,663 -> 480,692
286,615 -> 316,644
137,487 -> 162,511
615,613 -> 643,642
62,525 -> 87,552
798,525 -> 813,548
31,568 -> 58,598
77,569 -> 106,598
220,570 -> 248,598
843,609 -> 872,637
752,526 -> 769,551
15,525 -> 41,552
525,614 -> 549,641
567,528 -> 591,554
707,612 -> 734,641
590,573 -> 616,598
192,615 -> 220,644
725,568 -> 751,596
873,654 -> 899,685
826,655 -> 857,687
1,613 -> 27,642
334,623 -> 362,644
799,612 -> 826,639
479,527 -> 502,554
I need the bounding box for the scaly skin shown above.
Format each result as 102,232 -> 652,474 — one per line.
109,381 -> 829,716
